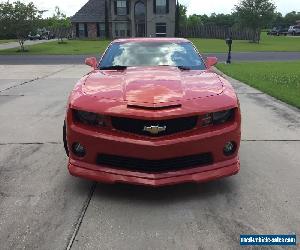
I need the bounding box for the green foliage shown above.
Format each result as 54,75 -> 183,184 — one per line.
49,7 -> 71,43
186,15 -> 203,26
178,3 -> 187,27
217,61 -> 300,108
235,0 -> 276,42
177,2 -> 298,33
0,1 -> 42,51
282,11 -> 300,27
179,10 -> 237,28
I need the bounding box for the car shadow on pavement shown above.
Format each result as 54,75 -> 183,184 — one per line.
91,178 -> 238,204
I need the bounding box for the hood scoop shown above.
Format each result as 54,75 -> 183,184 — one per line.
127,104 -> 182,111
83,68 -> 224,104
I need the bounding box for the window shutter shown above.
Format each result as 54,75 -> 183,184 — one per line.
84,23 -> 88,37
166,0 -> 169,14
76,23 -> 79,37
153,0 -> 156,14
114,0 -> 117,15
96,23 -> 100,37
127,0 -> 130,15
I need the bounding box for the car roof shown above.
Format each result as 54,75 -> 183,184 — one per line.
112,37 -> 190,44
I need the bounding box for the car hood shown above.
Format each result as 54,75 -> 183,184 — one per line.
82,67 -> 223,106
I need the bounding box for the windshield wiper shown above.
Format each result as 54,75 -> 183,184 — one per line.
177,66 -> 191,70
99,65 -> 127,70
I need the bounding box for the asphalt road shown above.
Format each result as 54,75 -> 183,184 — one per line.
0,65 -> 299,249
0,51 -> 300,65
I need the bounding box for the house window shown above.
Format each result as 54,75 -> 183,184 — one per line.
156,23 -> 167,37
156,0 -> 166,14
117,0 -> 127,15
115,23 -> 129,37
97,23 -> 106,38
78,23 -> 86,37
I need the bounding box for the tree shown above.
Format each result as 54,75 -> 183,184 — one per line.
235,0 -> 276,42
284,11 -> 300,27
0,1 -> 42,51
50,7 -> 71,43
178,3 -> 188,27
186,14 -> 202,26
270,12 -> 284,28
209,13 -> 236,27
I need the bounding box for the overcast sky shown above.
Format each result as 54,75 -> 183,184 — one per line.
17,0 -> 300,17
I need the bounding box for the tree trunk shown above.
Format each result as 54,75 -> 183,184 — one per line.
18,39 -> 25,52
250,28 -> 260,43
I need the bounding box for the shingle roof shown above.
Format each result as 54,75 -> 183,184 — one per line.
71,0 -> 106,23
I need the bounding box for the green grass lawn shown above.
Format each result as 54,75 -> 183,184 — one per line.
0,39 -> 111,55
191,32 -> 300,53
0,39 -> 16,44
0,33 -> 300,55
216,61 -> 300,109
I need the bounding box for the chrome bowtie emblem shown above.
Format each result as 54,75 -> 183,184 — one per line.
143,125 -> 167,135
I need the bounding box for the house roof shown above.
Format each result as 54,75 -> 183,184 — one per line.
71,0 -> 105,23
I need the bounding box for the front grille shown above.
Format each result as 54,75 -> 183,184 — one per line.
96,153 -> 213,173
111,116 -> 198,137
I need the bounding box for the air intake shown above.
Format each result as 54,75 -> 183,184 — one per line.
127,104 -> 182,110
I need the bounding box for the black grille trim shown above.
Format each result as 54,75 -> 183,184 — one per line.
127,104 -> 182,110
96,153 -> 213,173
111,116 -> 198,137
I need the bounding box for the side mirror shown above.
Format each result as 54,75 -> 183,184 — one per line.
85,57 -> 97,69
206,57 -> 218,68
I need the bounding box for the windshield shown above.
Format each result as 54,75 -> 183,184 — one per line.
99,41 -> 206,70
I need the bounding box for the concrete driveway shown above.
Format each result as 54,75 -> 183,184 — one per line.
0,65 -> 299,250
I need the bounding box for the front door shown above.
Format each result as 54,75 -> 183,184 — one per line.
136,23 -> 145,37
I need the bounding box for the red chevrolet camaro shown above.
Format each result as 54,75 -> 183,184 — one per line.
64,38 -> 241,187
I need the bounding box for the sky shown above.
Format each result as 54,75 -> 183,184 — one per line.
15,0 -> 300,18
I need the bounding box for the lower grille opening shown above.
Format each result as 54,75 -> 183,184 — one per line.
96,153 -> 213,173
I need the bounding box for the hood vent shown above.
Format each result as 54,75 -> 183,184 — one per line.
127,104 -> 182,111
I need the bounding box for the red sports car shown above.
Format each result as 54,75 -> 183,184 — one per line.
64,38 -> 241,187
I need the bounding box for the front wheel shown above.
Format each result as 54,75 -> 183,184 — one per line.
63,121 -> 69,156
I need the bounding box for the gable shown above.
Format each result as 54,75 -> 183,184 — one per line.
71,0 -> 106,23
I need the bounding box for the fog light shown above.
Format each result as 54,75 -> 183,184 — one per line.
72,142 -> 86,157
223,141 -> 236,156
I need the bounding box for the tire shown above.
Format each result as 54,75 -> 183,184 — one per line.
63,121 -> 69,156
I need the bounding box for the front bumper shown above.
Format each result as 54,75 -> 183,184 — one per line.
66,119 -> 241,186
68,158 -> 240,187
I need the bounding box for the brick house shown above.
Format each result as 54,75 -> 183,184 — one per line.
71,0 -> 176,39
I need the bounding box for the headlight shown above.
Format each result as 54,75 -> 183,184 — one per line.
212,109 -> 234,124
73,110 -> 106,126
200,109 -> 234,127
